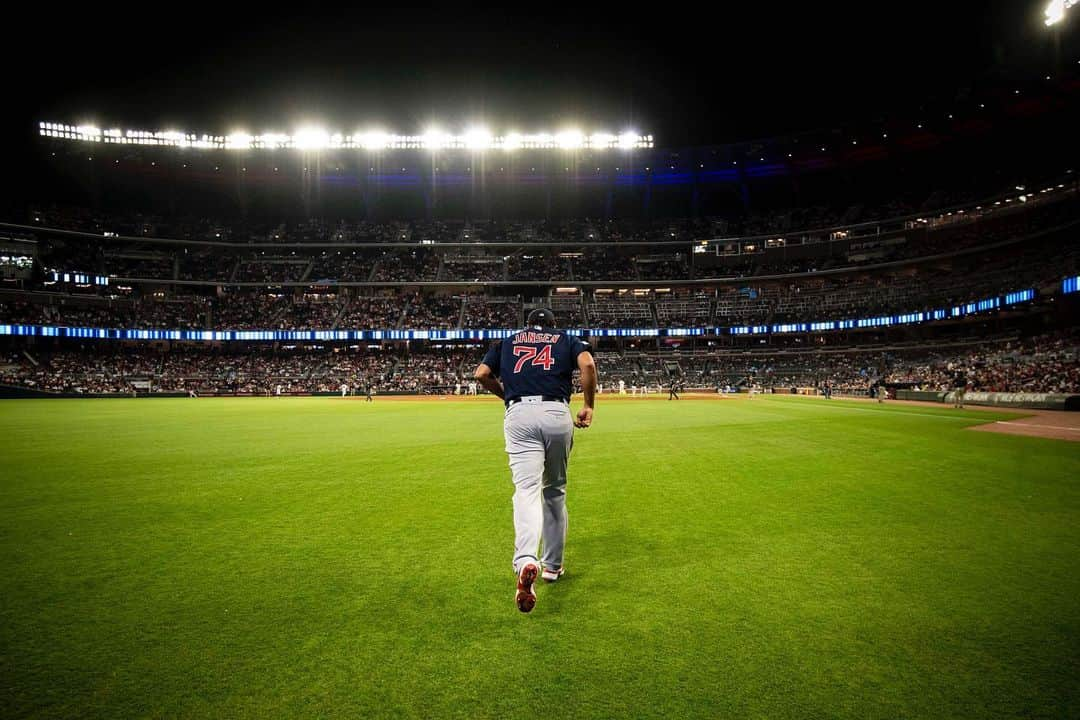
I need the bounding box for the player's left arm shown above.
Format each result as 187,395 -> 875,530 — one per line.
474,363 -> 505,399
575,350 -> 597,428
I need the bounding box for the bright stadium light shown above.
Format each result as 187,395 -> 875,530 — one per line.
590,132 -> 616,149
503,132 -> 523,151
257,133 -> 290,149
293,127 -> 330,150
555,129 -> 585,149
463,127 -> 494,151
225,132 -> 253,150
358,130 -> 391,150
421,128 -> 450,150
531,133 -> 555,149
75,125 -> 102,142
37,121 -> 654,151
1046,0 -> 1077,24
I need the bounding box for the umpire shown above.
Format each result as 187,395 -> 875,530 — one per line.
474,308 -> 597,613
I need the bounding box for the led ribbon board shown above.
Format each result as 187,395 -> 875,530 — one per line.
0,288 -> 1041,341
49,272 -> 109,286
0,327 -> 704,341
727,289 -> 1036,334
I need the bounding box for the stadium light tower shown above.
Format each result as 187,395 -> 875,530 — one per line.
38,121 -> 654,151
1045,0 -> 1077,25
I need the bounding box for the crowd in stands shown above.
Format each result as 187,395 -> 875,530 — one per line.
441,258 -> 505,282
402,293 -> 461,329
5,221 -> 1078,334
881,331 -> 1080,394
335,295 -> 402,329
12,193 -> 1073,311
3,330 -> 1076,396
0,346 -> 476,395
460,296 -> 522,328
19,179 -> 1076,287
372,250 -> 440,281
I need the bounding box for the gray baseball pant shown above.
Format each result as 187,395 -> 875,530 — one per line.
503,397 -> 574,574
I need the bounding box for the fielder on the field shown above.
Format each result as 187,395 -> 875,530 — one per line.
474,308 -> 597,614
951,366 -> 967,409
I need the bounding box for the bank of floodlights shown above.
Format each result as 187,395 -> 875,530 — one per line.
1045,0 -> 1077,25
37,122 -> 653,151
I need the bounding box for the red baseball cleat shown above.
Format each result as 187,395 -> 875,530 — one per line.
515,562 -> 538,613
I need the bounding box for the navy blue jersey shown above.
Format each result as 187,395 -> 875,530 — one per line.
482,327 -> 591,402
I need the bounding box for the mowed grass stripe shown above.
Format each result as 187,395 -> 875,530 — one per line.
0,397 -> 1077,719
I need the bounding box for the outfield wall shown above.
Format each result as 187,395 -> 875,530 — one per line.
895,389 -> 1080,411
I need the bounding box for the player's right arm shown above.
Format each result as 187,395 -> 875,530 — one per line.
474,362 -> 504,399
575,351 -> 596,428
474,340 -> 505,400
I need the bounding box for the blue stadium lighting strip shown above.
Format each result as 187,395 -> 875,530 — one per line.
1003,289 -> 1035,305
49,272 -> 109,286
1064,276 -> 1080,294
0,326 -> 701,341
0,289 -> 1039,342
727,288 -> 1036,335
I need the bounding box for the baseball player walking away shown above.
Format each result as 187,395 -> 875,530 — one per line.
474,308 -> 597,614
365,382 -> 374,403
951,365 -> 967,409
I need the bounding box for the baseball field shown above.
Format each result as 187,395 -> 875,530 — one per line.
1,394 -> 1078,719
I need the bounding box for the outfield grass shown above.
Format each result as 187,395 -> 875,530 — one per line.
1,395 -> 1078,719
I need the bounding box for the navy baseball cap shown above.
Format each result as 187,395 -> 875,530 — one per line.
526,308 -> 556,328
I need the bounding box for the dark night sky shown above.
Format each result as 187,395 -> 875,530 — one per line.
7,2 -> 1077,147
